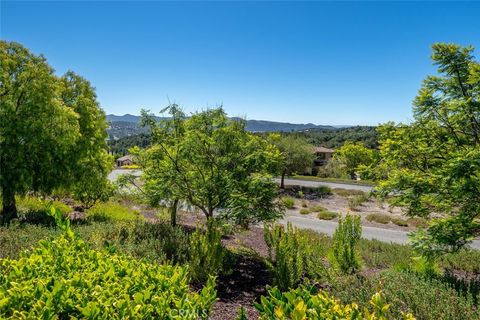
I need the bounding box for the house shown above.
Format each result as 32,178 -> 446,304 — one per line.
116,155 -> 135,167
313,146 -> 335,166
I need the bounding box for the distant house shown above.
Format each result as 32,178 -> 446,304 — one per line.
116,155 -> 135,167
313,146 -> 335,166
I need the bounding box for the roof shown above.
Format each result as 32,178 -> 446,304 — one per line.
117,155 -> 134,161
314,146 -> 335,153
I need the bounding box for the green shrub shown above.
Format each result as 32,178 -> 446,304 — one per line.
332,188 -> 365,197
329,214 -> 362,274
0,223 -> 60,259
347,193 -> 369,210
314,185 -> 332,196
281,197 -> 295,209
86,201 -> 141,222
359,239 -> 413,269
15,196 -> 71,225
299,208 -> 310,215
254,285 -> 414,320
317,211 -> 338,220
309,205 -> 327,212
391,216 -> 409,227
0,212 -> 216,319
189,223 -> 230,283
366,213 -> 391,224
264,223 -> 327,290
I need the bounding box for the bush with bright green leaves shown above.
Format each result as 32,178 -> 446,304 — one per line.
264,223 -> 327,290
329,214 -> 362,274
281,196 -> 295,209
254,285 -> 415,320
85,201 -> 142,222
189,222 -> 232,283
0,208 -> 217,319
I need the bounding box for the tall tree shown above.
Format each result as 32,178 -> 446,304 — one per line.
141,106 -> 283,227
272,135 -> 315,188
0,41 -> 110,221
332,141 -> 375,179
378,43 -> 480,255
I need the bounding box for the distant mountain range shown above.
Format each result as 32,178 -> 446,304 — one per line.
106,114 -> 338,139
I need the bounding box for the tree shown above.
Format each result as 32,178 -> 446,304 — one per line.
0,41 -> 110,221
272,135 -> 315,188
378,43 -> 480,255
141,106 -> 283,227
332,141 -> 375,179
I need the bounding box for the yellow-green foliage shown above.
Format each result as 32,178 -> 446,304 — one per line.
16,196 -> 70,214
317,211 -> 338,220
86,201 -> 141,222
254,285 -> 415,320
264,224 -> 327,290
330,214 -> 362,274
309,205 -> 327,213
0,230 -> 216,319
299,208 -> 310,215
281,197 -> 295,209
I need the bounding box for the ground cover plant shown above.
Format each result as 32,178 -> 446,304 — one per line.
0,208 -> 217,319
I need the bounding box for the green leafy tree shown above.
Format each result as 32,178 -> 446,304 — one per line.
0,41 -> 110,221
142,106 -> 283,227
272,135 -> 315,188
332,141 -> 375,179
378,43 -> 480,255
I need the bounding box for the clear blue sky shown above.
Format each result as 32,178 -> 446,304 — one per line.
1,1 -> 479,125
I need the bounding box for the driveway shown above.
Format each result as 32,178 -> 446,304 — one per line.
281,214 -> 480,249
276,178 -> 373,192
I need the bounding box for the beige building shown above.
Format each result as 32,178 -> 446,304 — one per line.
313,146 -> 335,166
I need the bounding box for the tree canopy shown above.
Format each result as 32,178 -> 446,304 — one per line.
271,135 -> 315,188
141,106 -> 283,227
378,43 -> 480,255
0,41 -> 111,221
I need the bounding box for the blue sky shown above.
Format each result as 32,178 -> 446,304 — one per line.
1,1 -> 479,125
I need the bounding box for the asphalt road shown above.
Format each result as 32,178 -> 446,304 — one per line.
108,170 -> 480,249
281,215 -> 480,249
275,178 -> 373,192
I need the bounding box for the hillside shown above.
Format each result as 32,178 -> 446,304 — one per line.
106,114 -> 336,139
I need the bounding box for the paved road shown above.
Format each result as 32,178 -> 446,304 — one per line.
276,178 -> 373,192
281,215 -> 480,249
108,169 -> 142,181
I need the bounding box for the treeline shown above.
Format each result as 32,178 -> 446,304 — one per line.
108,133 -> 152,156
291,126 -> 378,149
108,125 -> 378,156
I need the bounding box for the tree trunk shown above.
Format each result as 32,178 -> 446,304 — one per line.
170,199 -> 178,226
2,188 -> 17,224
281,170 -> 286,189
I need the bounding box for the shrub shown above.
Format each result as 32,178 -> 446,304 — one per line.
315,185 -> 332,195
317,211 -> 338,220
332,188 -> 365,197
264,223 -> 327,290
299,208 -> 310,215
85,201 -> 141,222
329,214 -> 362,274
309,205 -> 327,212
254,285 -> 414,320
15,196 -> 71,225
406,217 -> 429,228
347,193 -> 369,210
391,216 -> 409,227
359,239 -> 413,269
189,223 -> 230,283
301,200 -> 308,208
366,213 -> 391,224
0,222 -> 60,259
281,197 -> 295,209
0,210 -> 217,319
